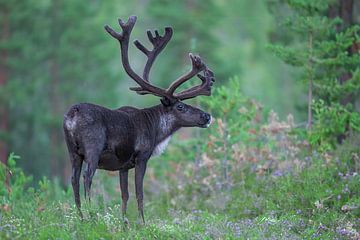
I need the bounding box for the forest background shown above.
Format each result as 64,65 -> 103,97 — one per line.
0,0 -> 315,180
0,0 -> 359,239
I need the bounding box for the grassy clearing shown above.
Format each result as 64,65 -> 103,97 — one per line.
1,153 -> 358,239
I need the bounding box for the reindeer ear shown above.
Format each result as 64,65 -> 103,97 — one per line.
160,97 -> 174,106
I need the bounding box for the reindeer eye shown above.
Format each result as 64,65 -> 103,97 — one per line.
176,104 -> 184,111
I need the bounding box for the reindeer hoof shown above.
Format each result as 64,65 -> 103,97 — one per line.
136,218 -> 145,226
123,217 -> 129,225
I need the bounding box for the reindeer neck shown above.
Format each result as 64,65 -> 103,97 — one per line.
141,104 -> 179,144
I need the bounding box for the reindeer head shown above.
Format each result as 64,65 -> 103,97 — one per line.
105,16 -> 215,128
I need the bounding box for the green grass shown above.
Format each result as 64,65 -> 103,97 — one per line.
1,154 -> 359,239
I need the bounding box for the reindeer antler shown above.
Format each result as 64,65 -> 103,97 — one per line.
134,27 -> 173,81
175,68 -> 215,100
105,16 -> 215,102
166,53 -> 206,95
104,16 -> 170,98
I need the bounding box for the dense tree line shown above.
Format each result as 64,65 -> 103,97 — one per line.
0,0 -> 358,183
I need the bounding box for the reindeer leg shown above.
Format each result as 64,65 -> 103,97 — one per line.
119,170 -> 129,224
83,140 -> 104,203
83,156 -> 100,203
71,155 -> 83,218
134,154 -> 149,224
64,129 -> 84,219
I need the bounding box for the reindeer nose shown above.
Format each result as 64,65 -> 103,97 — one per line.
201,113 -> 211,123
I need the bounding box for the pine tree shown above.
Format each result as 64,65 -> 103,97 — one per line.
268,0 -> 359,147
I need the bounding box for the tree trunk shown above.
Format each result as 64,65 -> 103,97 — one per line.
307,30 -> 313,130
328,0 -> 355,92
0,8 -> 9,164
339,0 -> 354,28
328,0 -> 354,28
49,0 -> 66,181
328,0 -> 356,143
50,59 -> 61,179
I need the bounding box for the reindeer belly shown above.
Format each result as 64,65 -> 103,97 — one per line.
98,149 -> 135,171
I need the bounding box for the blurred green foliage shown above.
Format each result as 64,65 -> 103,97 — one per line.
0,0 -> 307,181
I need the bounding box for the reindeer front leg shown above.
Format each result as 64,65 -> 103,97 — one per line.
134,153 -> 150,224
119,170 -> 129,225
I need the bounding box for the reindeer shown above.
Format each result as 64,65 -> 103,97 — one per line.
63,16 -> 215,223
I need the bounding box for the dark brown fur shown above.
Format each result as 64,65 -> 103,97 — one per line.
64,102 -> 210,221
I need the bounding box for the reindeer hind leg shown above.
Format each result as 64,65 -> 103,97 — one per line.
64,128 -> 84,218
83,139 -> 104,203
71,154 -> 83,218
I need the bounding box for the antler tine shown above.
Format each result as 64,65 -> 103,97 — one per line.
166,53 -> 206,96
105,16 -> 214,101
174,68 -> 215,100
133,27 -> 173,81
105,16 -> 170,98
